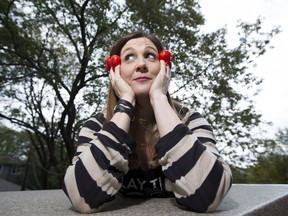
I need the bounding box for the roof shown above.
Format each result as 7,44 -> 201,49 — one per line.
0,156 -> 26,166
0,178 -> 22,191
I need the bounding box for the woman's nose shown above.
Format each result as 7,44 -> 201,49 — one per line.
136,58 -> 148,73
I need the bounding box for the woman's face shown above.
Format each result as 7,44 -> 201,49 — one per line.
120,37 -> 161,97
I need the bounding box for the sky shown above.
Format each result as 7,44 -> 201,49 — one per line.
200,0 -> 288,137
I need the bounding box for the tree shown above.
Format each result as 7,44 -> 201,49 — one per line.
246,153 -> 288,184
232,128 -> 288,183
0,125 -> 30,159
0,0 -> 281,188
275,128 -> 288,152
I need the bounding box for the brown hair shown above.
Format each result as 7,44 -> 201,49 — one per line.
110,31 -> 165,56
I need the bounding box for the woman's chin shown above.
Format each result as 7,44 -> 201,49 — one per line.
132,86 -> 151,97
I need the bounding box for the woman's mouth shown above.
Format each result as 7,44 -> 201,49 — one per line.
134,77 -> 151,82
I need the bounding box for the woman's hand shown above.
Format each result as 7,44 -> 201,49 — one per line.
149,60 -> 181,137
109,66 -> 135,104
149,60 -> 171,101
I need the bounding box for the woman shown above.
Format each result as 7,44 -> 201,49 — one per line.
62,31 -> 232,213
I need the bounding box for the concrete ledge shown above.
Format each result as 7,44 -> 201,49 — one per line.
0,184 -> 287,215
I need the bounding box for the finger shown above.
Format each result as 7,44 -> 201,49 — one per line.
160,60 -> 166,73
109,68 -> 114,80
114,65 -> 121,77
166,65 -> 171,78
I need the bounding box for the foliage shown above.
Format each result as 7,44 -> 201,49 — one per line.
246,154 -> 288,184
232,153 -> 288,184
0,0 -> 281,188
232,128 -> 288,184
275,128 -> 288,150
0,125 -> 30,159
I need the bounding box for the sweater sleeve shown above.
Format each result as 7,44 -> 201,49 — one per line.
155,110 -> 232,213
62,113 -> 135,213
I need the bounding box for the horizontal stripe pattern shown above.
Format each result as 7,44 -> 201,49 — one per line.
63,109 -> 232,213
75,157 -> 116,208
63,115 -> 135,213
161,139 -> 207,182
176,160 -> 224,213
156,110 -> 232,212
155,124 -> 190,159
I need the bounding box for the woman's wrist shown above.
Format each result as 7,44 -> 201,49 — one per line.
114,98 -> 135,121
120,94 -> 135,106
150,93 -> 168,109
150,94 -> 182,137
118,98 -> 135,110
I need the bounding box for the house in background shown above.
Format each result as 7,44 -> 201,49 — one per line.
0,156 -> 26,191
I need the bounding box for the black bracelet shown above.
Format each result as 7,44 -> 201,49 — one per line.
117,99 -> 134,110
114,104 -> 135,120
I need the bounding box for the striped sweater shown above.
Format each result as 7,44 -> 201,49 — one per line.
63,109 -> 232,213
